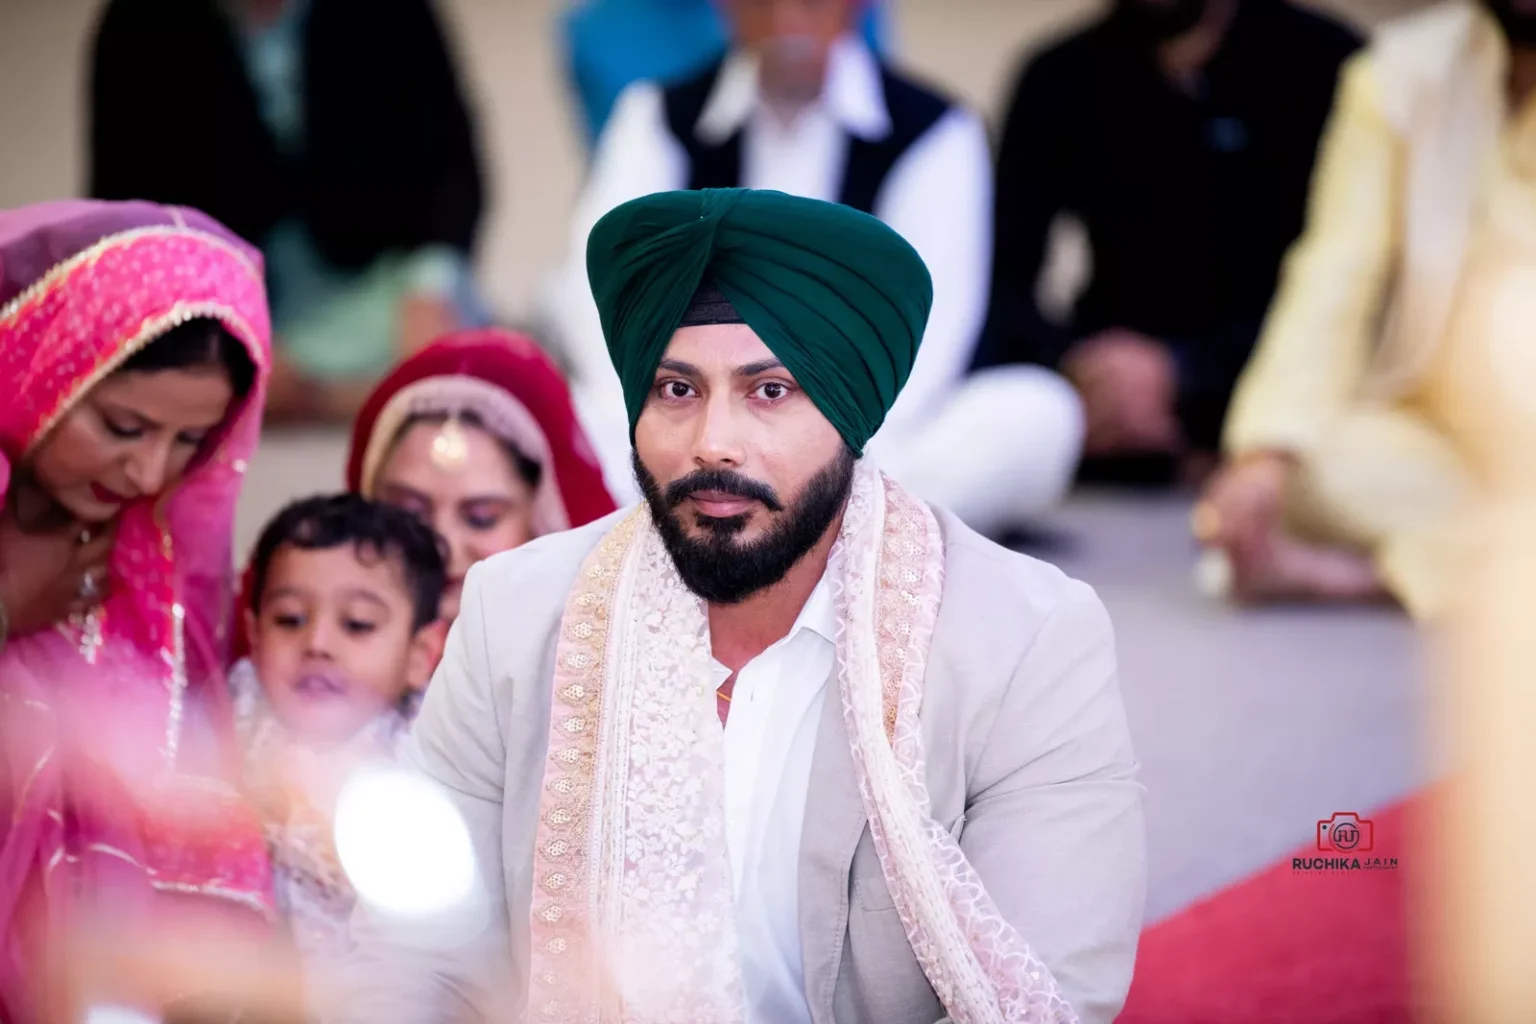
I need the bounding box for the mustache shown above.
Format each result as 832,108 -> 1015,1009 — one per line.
664,468 -> 784,513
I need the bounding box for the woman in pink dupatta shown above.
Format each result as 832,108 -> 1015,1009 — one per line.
0,200 -> 275,1021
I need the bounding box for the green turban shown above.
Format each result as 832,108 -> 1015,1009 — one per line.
585,188 -> 933,453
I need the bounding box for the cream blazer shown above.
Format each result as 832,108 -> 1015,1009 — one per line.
335,507 -> 1146,1024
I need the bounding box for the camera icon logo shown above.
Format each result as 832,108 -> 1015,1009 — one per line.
1317,811 -> 1374,853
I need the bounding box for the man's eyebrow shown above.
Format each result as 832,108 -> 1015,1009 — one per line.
657,358 -> 701,376
655,357 -> 789,377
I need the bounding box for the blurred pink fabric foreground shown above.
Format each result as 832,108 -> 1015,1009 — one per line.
0,200 -> 275,1022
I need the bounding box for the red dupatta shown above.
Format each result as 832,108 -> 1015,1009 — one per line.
231,329 -> 616,662
0,200 -> 275,1022
346,328 -> 616,529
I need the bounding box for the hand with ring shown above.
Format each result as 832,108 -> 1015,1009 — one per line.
1192,451 -> 1294,553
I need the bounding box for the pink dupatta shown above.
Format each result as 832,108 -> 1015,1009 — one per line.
0,200 -> 275,1021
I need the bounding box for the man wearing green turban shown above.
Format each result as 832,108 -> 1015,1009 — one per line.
590,187 -> 930,457
341,189 -> 1145,1024
541,0 -> 1084,537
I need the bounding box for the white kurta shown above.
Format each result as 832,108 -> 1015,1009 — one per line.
710,573 -> 836,1024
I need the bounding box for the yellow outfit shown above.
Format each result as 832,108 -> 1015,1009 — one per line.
1233,26 -> 1536,999
1224,1 -> 1536,619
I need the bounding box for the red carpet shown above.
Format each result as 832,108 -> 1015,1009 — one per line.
1117,799 -> 1418,1024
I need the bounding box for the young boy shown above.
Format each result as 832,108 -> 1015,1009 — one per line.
231,493 -> 447,958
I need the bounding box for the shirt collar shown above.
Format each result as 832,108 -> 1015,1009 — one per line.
786,554 -> 839,647
706,560 -> 837,682
695,34 -> 891,145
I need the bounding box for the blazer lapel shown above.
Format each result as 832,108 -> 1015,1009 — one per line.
797,669 -> 868,1024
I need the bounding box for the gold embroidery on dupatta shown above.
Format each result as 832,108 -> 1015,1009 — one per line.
0,226 -> 261,328
149,879 -> 273,917
166,601 -> 187,767
876,478 -> 939,743
156,503 -> 187,767
528,509 -> 643,1022
42,840 -> 275,919
26,302 -> 265,456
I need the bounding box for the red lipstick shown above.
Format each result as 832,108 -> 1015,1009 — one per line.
90,482 -> 128,505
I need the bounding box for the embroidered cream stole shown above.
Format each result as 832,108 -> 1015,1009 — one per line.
527,460 -> 1077,1023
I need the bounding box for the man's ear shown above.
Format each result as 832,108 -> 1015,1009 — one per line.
406,619 -> 450,691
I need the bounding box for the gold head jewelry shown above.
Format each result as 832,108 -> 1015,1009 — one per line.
430,417 -> 471,472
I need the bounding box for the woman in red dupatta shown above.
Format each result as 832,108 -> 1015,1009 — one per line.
0,200 -> 275,1021
345,329 -> 617,621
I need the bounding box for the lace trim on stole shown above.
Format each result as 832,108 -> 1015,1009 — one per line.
837,469 -> 1077,1024
529,462 -> 1077,1023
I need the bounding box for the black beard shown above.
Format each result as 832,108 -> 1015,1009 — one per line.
633,447 -> 857,605
1484,0 -> 1536,45
1114,0 -> 1210,41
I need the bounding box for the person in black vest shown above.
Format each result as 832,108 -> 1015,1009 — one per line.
544,0 -> 1085,534
89,0 -> 487,425
980,0 -> 1361,487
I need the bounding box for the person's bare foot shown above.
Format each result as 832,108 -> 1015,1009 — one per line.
1229,530 -> 1390,605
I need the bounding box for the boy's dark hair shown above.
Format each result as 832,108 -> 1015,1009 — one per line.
248,493 -> 448,631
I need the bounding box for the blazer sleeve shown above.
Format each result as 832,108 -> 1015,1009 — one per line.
960,582 -> 1145,1024
1222,54 -> 1403,457
332,561 -> 511,1022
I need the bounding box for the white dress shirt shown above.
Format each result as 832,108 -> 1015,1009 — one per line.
545,37 -> 994,502
711,570 -> 836,1024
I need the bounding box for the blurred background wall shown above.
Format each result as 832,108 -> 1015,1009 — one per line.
0,0 -> 1427,323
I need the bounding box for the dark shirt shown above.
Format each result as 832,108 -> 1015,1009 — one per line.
660,57 -> 951,217
980,0 -> 1360,446
89,0 -> 484,273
